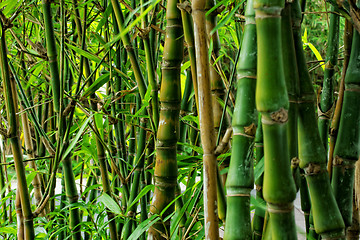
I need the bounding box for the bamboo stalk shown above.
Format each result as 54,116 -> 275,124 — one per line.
328,19 -> 353,177
291,0 -> 346,237
42,0 -> 60,113
148,0 -> 183,237
318,5 -> 339,153
331,26 -> 360,228
192,0 -> 219,238
254,0 -> 298,238
0,20 -> 35,240
224,0 -> 256,238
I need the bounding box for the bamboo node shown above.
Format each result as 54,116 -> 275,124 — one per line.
267,203 -> 294,213
226,193 -> 251,197
317,101 -> 334,120
304,163 -> 322,175
138,27 -> 151,39
291,157 -> 300,168
270,108 -> 288,123
244,123 -> 257,136
177,2 -> 192,14
345,83 -> 360,92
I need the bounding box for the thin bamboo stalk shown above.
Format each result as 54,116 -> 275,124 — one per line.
318,5 -> 339,152
20,107 -> 43,208
0,20 -> 35,240
42,0 -> 60,112
148,0 -> 183,237
224,0 -> 256,238
252,115 -> 265,240
328,19 -> 353,177
192,0 -> 219,237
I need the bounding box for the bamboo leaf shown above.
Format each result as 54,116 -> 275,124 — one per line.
254,156 -> 264,181
2,0 -> 19,16
98,193 -> 122,215
66,43 -> 101,63
105,0 -> 162,49
126,185 -> 154,212
205,0 -> 227,16
62,116 -> 92,160
96,3 -> 113,32
127,214 -> 161,240
210,1 -> 244,35
0,226 -> 16,234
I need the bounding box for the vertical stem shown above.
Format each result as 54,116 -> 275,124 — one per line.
254,0 -> 298,238
192,0 -> 219,238
148,0 -> 183,237
0,20 -> 35,240
224,0 -> 256,238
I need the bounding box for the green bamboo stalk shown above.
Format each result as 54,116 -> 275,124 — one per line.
254,0 -> 298,237
42,0 -> 61,112
252,115 -> 265,240
111,0 -> 147,100
122,116 -> 148,239
179,0 -> 198,108
328,19 -> 353,177
0,20 -> 35,240
224,0 -> 256,238
192,0 -> 219,237
331,27 -> 360,228
291,0 -> 346,238
318,5 -> 339,152
148,0 -> 183,237
141,0 -> 159,130
281,2 -> 301,192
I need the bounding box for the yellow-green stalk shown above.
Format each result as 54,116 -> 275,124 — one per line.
148,0 -> 183,237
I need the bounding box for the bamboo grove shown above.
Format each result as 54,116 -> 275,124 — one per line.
0,0 -> 359,239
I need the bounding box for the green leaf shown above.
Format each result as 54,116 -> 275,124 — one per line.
127,214 -> 161,240
181,61 -> 191,73
210,1 -> 244,35
104,0 -> 162,49
26,171 -> 38,187
66,43 -> 101,63
98,193 -> 122,215
126,185 -> 155,212
96,3 -> 113,32
2,0 -> 19,16
62,116 -> 92,160
0,226 -> 16,234
254,156 -> 264,181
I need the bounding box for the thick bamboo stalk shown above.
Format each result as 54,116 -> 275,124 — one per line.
291,0 -> 346,238
254,0 -> 298,238
318,5 -> 339,152
224,0 -> 256,238
192,0 -> 219,238
331,27 -> 360,228
0,20 -> 35,240
148,0 -> 183,237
